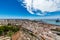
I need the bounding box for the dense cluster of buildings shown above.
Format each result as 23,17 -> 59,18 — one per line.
0,19 -> 28,25
0,19 -> 60,40
11,19 -> 60,40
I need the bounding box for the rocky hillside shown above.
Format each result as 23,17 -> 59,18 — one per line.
11,20 -> 60,40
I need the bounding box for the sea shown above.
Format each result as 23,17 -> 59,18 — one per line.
42,19 -> 60,26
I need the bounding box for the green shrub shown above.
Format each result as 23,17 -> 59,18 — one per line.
0,25 -> 19,36
7,31 -> 14,37
0,30 -> 3,35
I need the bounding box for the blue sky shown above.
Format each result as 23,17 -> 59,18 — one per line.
0,0 -> 60,19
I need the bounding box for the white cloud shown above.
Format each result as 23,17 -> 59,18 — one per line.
18,0 -> 60,15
